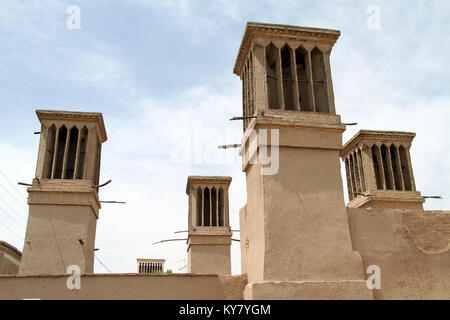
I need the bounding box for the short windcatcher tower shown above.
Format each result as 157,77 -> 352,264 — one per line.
185,176 -> 232,275
341,130 -> 423,210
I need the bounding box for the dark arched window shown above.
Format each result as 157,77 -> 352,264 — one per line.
311,47 -> 329,113
295,46 -> 313,112
266,43 -> 280,109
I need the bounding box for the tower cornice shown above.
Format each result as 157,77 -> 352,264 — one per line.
233,22 -> 340,76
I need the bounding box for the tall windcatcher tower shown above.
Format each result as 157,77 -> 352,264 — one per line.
235,23 -> 372,299
19,110 -> 107,275
185,176 -> 232,275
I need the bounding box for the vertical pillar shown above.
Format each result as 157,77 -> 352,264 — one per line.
393,146 -> 405,190
357,149 -> 366,192
306,50 -> 316,112
61,128 -> 71,179
405,147 -> 416,191
216,189 -> 219,227
253,43 -> 268,113
209,188 -> 212,226
374,145 -> 386,190
201,187 -> 204,226
345,158 -> 353,200
352,152 -> 362,194
349,155 -> 357,197
275,46 -> 284,110
384,145 -> 395,190
290,46 -> 300,111
50,127 -> 60,179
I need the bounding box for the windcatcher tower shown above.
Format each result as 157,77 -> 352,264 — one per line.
235,23 -> 372,299
185,176 -> 232,275
341,130 -> 424,210
19,110 -> 106,275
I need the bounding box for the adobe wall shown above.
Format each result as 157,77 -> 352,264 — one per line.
0,273 -> 247,300
347,208 -> 450,299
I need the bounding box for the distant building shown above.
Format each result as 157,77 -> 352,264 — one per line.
137,259 -> 165,274
0,241 -> 21,275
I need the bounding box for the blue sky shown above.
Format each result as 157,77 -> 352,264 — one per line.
0,0 -> 449,274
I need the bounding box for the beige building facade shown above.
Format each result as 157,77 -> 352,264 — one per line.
0,22 -> 449,300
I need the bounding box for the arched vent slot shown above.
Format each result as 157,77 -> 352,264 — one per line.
75,126 -> 88,179
218,187 -> 224,227
203,187 -> 211,226
311,47 -> 329,113
196,187 -> 202,226
380,145 -> 393,190
211,187 -> 217,226
371,145 -> 384,189
281,45 -> 296,110
53,125 -> 67,179
295,46 -> 313,112
43,125 -> 56,179
390,145 -> 403,190
64,126 -> 79,179
266,43 -> 280,109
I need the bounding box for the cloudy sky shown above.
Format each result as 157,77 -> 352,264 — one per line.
0,0 -> 449,274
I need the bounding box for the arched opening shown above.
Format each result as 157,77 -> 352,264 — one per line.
357,149 -> 366,192
399,146 -> 412,191
380,145 -> 393,190
218,188 -> 224,227
295,46 -> 313,111
371,145 -> 384,189
53,125 -> 67,179
211,187 -> 217,226
310,47 -> 329,113
64,126 -> 79,179
203,187 -> 211,226
281,44 -> 296,110
196,187 -> 202,226
76,126 -> 88,179
345,157 -> 353,200
43,125 -> 56,179
390,145 -> 403,190
266,43 -> 280,109
349,154 -> 358,197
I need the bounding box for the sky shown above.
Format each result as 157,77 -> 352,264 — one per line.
0,0 -> 449,275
